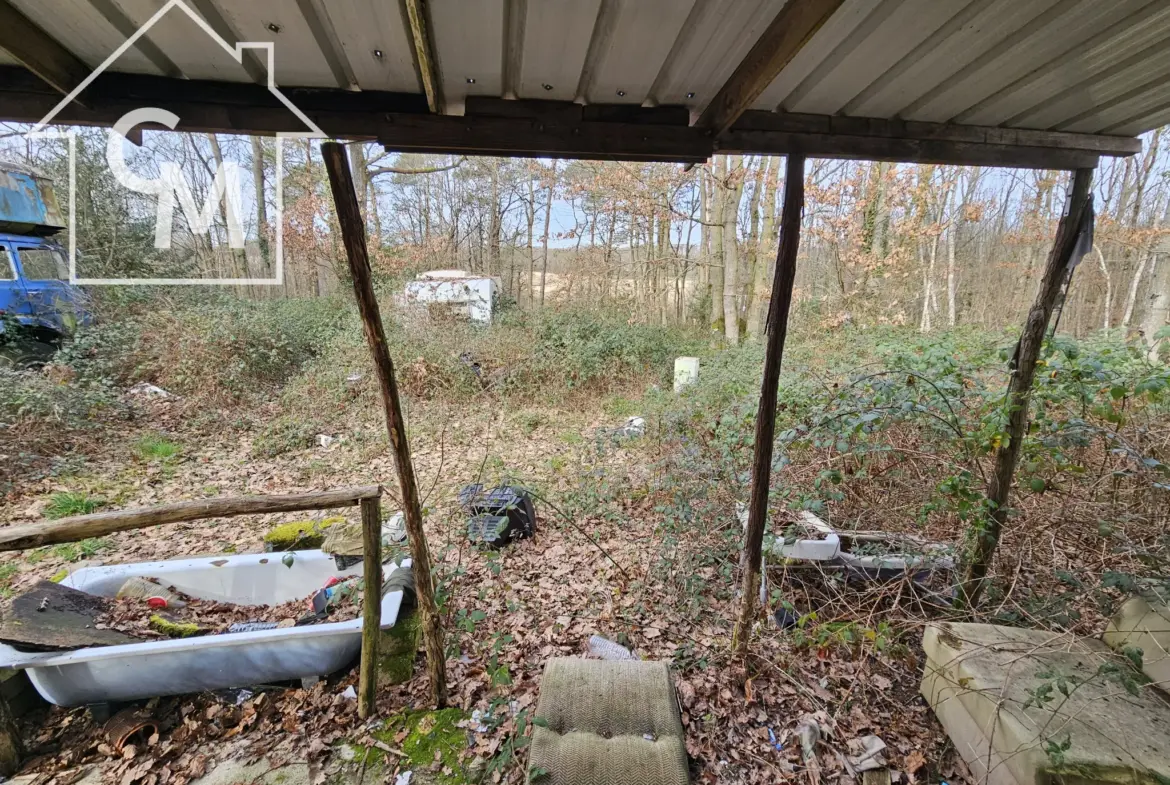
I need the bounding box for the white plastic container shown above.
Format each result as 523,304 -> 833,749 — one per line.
673,357 -> 699,392
0,551 -> 410,706
771,512 -> 841,561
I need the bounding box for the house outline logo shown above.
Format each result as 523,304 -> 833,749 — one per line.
26,0 -> 327,286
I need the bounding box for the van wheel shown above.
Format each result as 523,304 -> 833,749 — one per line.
0,340 -> 57,371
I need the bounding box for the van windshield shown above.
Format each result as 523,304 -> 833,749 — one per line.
18,247 -> 68,281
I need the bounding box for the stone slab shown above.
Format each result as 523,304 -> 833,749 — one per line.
921,622 -> 1170,785
1104,596 -> 1170,688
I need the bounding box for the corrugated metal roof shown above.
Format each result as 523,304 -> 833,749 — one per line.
2,0 -> 1169,142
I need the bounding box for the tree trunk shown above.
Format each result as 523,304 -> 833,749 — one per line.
250,137 -> 269,267
956,168 -> 1093,610
540,161 -> 557,306
709,162 -> 726,330
748,157 -> 778,341
489,160 -> 501,281
723,155 -> 745,345
526,173 -> 535,307
734,153 -> 805,655
1144,254 -> 1169,361
320,142 -> 448,708
1096,246 -> 1112,331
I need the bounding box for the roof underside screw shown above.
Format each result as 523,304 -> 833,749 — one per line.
373,49 -> 384,59
466,77 -> 476,84
686,92 -> 695,99
617,90 -> 626,97
266,22 -> 281,33
542,83 -> 553,91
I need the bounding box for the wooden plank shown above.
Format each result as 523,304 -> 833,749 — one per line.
734,153 -> 805,654
0,1 -> 90,96
0,487 -> 382,551
403,0 -> 443,112
358,496 -> 382,719
377,113 -> 711,163
320,141 -> 448,709
732,111 -> 1142,155
719,128 -> 1103,170
0,581 -> 142,650
697,0 -> 846,136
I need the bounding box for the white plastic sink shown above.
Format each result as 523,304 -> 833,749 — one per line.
0,551 -> 409,706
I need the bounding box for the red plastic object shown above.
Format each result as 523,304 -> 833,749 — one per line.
146,597 -> 168,609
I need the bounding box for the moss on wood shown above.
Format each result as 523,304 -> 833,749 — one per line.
263,516 -> 344,551
378,611 -> 421,685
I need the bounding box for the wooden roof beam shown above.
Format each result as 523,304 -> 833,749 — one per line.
403,0 -> 443,113
697,0 -> 846,137
0,0 -> 90,96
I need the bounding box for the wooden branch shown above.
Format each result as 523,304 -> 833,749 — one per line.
956,168 -> 1094,609
358,496 -> 382,719
697,0 -> 846,136
403,0 -> 443,113
0,1 -> 89,96
734,152 -> 805,655
0,487 -> 382,551
320,141 -> 448,709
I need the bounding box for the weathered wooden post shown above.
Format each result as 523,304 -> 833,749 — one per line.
357,495 -> 382,718
321,141 -> 448,709
956,168 -> 1094,609
734,152 -> 805,654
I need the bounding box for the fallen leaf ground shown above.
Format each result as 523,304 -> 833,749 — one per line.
0,390 -> 1033,785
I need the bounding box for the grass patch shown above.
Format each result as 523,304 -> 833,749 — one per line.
44,492 -> 101,519
134,433 -> 182,461
52,537 -> 112,563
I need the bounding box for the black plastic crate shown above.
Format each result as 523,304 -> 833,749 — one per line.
467,514 -> 515,547
460,484 -> 536,545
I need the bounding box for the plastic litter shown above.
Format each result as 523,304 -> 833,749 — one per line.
617,416 -> 645,438
128,382 -> 174,399
316,434 -> 335,448
767,727 -> 784,752
116,577 -> 187,608
773,607 -> 800,630
394,772 -> 412,785
460,484 -> 536,547
341,685 -> 357,700
587,634 -> 637,661
226,621 -> 279,634
845,735 -> 888,773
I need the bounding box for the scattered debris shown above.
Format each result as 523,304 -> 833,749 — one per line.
845,735 -> 888,773
128,382 -> 174,399
460,484 -> 536,547
117,576 -> 187,608
0,581 -> 144,651
341,685 -> 357,701
617,416 -> 646,438
773,606 -> 799,630
587,634 -> 636,661
104,707 -> 158,755
315,434 -> 336,448
771,512 -> 842,561
394,771 -> 413,785
322,512 -> 408,570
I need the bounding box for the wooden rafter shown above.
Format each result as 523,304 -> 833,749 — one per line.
697,0 -> 846,136
0,0 -> 89,95
403,0 -> 443,113
296,0 -> 359,91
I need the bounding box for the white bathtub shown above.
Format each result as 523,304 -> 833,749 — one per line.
0,551 -> 409,706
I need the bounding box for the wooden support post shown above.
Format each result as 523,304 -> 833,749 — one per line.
321,141 -> 448,709
956,167 -> 1094,609
733,153 -> 805,655
358,495 -> 382,719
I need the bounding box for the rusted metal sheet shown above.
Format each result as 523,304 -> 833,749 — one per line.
0,161 -> 66,236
